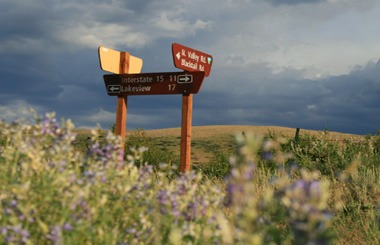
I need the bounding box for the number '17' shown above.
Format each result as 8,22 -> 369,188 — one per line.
168,84 -> 176,91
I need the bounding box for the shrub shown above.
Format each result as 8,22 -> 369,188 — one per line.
1,113 -> 378,244
0,114 -> 221,244
195,150 -> 232,179
222,132 -> 335,244
124,129 -> 178,169
289,131 -> 379,178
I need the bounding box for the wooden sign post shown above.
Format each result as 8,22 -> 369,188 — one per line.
102,70 -> 206,168
98,46 -> 143,152
119,50 -> 128,151
180,94 -> 193,172
99,44 -> 212,173
172,43 -> 213,172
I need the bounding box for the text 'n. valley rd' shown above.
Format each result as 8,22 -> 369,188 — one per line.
172,43 -> 213,77
103,71 -> 205,96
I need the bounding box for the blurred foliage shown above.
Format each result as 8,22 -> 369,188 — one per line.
0,115 -> 379,244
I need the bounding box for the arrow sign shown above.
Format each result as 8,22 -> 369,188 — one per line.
172,43 -> 213,77
178,74 -> 193,83
104,71 -> 205,96
107,85 -> 121,93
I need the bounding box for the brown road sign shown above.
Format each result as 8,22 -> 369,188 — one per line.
172,43 -> 213,77
104,71 -> 205,96
98,46 -> 143,74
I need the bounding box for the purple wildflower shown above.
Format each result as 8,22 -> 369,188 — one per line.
9,200 -> 18,208
126,228 -> 137,235
262,151 -> 273,160
47,225 -> 62,245
41,113 -> 59,136
242,163 -> 255,181
183,201 -> 197,221
0,227 -> 6,235
0,225 -> 30,244
224,182 -> 244,208
170,196 -> 180,219
138,165 -> 153,181
282,177 -> 333,244
99,171 -> 107,183
88,141 -> 124,167
83,170 -> 96,182
62,223 -> 73,232
156,189 -> 182,218
4,208 -> 12,215
70,198 -> 91,222
157,190 -> 169,215
157,190 -> 168,205
224,183 -> 234,207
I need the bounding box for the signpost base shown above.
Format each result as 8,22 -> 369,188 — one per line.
180,94 -> 193,172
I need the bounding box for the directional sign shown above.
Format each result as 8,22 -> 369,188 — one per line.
172,43 -> 213,77
103,71 -> 205,96
98,46 -> 143,74
178,74 -> 193,83
107,85 -> 121,93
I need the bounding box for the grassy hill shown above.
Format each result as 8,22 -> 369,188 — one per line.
143,125 -> 363,139
75,125 -> 366,166
133,125 -> 365,164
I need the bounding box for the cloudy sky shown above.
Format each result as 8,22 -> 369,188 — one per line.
0,0 -> 379,135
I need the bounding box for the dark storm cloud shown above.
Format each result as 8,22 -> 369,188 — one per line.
0,0 -> 379,135
268,0 -> 326,5
192,59 -> 380,135
0,54 -> 62,103
105,55 -> 380,134
122,0 -> 154,13
0,0 -> 187,129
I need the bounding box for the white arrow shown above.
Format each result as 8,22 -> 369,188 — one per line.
183,76 -> 190,82
178,74 -> 193,83
108,85 -> 120,92
176,52 -> 181,60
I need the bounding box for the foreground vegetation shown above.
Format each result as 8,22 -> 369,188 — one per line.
0,113 -> 379,244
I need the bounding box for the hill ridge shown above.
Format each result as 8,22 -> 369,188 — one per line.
141,125 -> 362,140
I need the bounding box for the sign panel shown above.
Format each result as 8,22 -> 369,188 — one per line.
104,71 -> 205,96
98,46 -> 143,74
172,43 -> 213,77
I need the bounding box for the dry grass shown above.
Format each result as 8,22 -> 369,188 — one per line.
142,125 -> 363,140
134,125 -> 365,165
75,125 -> 366,165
